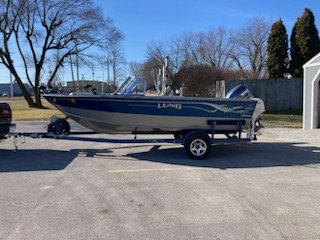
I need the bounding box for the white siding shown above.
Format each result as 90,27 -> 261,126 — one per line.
303,52 -> 320,130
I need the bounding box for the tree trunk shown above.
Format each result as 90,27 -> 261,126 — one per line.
34,86 -> 43,108
33,66 -> 44,108
22,87 -> 36,108
14,75 -> 36,107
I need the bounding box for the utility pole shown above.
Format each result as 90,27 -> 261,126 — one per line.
102,58 -> 105,94
156,68 -> 161,96
9,71 -> 14,98
92,65 -> 95,81
75,40 -> 80,91
107,56 -> 110,94
70,55 -> 76,91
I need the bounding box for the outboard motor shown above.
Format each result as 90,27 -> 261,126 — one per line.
226,85 -> 254,99
226,84 -> 265,137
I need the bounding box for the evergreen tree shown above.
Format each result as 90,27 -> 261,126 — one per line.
290,21 -> 299,76
267,19 -> 288,78
290,8 -> 320,77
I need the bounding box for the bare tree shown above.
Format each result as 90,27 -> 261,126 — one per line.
145,28 -> 235,81
146,41 -> 168,69
0,0 -> 122,107
173,65 -> 223,97
179,32 -> 201,66
197,27 -> 235,70
145,35 -> 197,83
109,44 -> 126,86
145,41 -> 173,87
232,17 -> 271,79
128,59 -> 161,89
128,61 -> 143,76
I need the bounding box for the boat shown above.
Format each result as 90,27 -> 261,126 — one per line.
43,77 -> 265,136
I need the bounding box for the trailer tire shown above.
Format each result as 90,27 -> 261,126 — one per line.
184,132 -> 211,160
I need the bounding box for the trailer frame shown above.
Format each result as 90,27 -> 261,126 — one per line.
7,118 -> 256,159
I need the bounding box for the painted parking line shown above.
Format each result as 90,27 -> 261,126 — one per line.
109,167 -> 196,173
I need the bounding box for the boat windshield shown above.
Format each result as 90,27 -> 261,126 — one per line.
114,77 -> 146,96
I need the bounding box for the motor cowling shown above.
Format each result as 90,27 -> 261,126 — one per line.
226,85 -> 254,99
226,85 -> 265,137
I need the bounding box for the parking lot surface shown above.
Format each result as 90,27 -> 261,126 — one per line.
1,121 -> 320,240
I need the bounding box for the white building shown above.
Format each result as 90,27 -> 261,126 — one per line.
303,53 -> 320,129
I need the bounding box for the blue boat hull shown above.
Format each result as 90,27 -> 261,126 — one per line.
44,94 -> 260,134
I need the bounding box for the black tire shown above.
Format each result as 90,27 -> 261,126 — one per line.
60,119 -> 70,134
184,132 -> 212,160
47,123 -> 54,133
47,118 -> 70,134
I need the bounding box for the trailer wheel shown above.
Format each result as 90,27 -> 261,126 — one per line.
184,133 -> 211,160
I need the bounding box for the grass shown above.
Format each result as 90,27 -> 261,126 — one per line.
1,97 -> 303,128
261,113 -> 302,128
1,97 -> 63,121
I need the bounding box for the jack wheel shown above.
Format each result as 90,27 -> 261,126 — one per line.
47,118 -> 70,135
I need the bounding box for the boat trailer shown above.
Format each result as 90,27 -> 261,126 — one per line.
8,118 -> 258,160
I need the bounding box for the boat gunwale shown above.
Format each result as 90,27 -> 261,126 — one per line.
43,93 -> 259,103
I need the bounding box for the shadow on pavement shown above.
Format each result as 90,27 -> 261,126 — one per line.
127,142 -> 320,169
1,141 -> 319,172
0,149 -> 79,172
0,148 -> 110,173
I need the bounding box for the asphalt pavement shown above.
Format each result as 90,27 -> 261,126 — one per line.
1,121 -> 320,240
